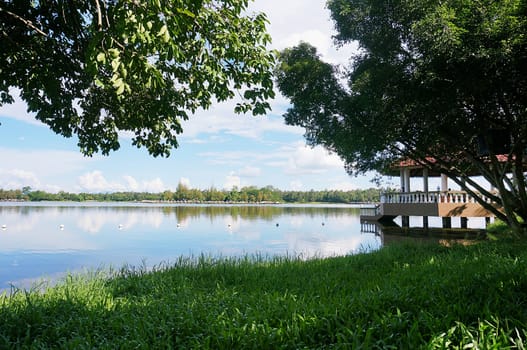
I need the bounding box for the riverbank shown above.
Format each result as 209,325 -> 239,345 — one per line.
1,240 -> 526,348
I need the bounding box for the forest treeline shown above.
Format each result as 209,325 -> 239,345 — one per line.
0,185 -> 384,204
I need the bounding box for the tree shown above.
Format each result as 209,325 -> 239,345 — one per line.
276,0 -> 527,232
0,0 -> 275,156
175,181 -> 190,201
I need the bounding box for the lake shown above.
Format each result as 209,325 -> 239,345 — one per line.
0,202 -> 381,291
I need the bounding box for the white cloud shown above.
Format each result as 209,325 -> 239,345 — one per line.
238,166 -> 261,177
198,142 -> 348,183
224,172 -> 241,190
123,175 -> 139,191
78,172 -> 167,193
179,177 -> 191,188
0,148 -> 93,177
0,88 -> 43,126
198,150 -> 266,166
279,29 -> 331,55
44,184 -> 63,193
249,0 -> 359,64
329,182 -> 357,191
284,143 -> 345,175
179,101 -> 302,143
78,171 -> 125,192
290,180 -> 303,190
143,178 -> 165,193
0,169 -> 41,189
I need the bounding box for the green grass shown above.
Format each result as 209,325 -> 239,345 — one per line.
1,241 -> 527,349
487,218 -> 527,239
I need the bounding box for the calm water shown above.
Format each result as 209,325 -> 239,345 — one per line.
0,202 -> 380,290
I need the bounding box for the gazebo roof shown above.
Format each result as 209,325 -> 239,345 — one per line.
384,155 -> 518,177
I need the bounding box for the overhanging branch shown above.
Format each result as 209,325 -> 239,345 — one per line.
0,7 -> 48,37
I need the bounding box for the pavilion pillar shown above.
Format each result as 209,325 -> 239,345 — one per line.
423,169 -> 429,229
442,217 -> 452,229
404,169 -> 411,193
399,168 -> 411,193
441,174 -> 450,228
441,174 -> 448,192
461,217 -> 468,229
423,168 -> 429,194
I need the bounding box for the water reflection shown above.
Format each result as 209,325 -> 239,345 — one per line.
360,220 -> 485,247
0,203 -> 380,290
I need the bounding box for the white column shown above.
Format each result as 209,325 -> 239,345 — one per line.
400,168 -> 405,192
423,168 -> 429,193
404,168 -> 411,193
441,174 -> 448,191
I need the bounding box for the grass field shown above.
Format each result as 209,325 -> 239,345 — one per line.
1,239 -> 527,349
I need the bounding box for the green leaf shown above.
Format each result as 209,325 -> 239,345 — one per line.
112,78 -> 123,89
176,8 -> 195,18
158,25 -> 168,37
116,83 -> 125,95
108,48 -> 120,59
96,52 -> 106,64
111,59 -> 120,73
163,30 -> 170,43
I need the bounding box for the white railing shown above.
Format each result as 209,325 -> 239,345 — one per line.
381,191 -> 495,205
360,205 -> 381,217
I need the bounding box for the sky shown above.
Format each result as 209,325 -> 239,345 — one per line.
0,0 -> 394,194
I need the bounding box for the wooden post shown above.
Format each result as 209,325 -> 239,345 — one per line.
461,217 -> 468,229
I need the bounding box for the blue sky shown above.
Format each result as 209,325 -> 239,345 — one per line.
0,0 -> 392,193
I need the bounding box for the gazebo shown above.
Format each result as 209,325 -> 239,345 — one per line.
360,159 -> 498,228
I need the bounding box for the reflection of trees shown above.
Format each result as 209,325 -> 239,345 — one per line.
0,204 -> 359,224
0,206 -> 35,216
169,205 -> 360,223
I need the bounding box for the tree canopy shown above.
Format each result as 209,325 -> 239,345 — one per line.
276,0 -> 527,231
0,0 -> 275,156
0,185 -> 382,204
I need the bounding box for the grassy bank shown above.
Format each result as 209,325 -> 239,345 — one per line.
1,241 -> 527,349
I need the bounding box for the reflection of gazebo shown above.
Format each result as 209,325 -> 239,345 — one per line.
360,158 -> 498,229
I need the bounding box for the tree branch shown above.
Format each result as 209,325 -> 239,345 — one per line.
94,0 -> 103,31
0,7 -> 47,36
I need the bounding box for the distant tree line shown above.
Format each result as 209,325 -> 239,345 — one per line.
0,185 -> 384,204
